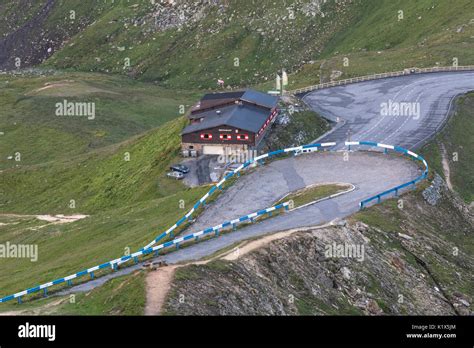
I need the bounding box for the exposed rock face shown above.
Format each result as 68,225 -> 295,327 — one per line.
330,70 -> 343,81
149,0 -> 222,31
422,174 -> 445,205
164,191 -> 474,315
423,173 -> 473,221
0,0 -> 95,71
0,0 -> 56,70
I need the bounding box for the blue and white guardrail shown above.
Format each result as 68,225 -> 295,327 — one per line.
0,141 -> 428,304
141,141 -> 337,250
348,141 -> 429,208
0,201 -> 290,304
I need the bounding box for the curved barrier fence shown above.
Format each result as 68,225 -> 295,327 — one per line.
142,142 -> 338,250
348,141 -> 429,208
0,141 -> 428,304
290,65 -> 474,95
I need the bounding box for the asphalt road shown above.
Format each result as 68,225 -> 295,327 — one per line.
165,151 -> 419,262
57,72 -> 472,295
62,151 -> 420,294
189,152 -> 417,234
303,72 -> 474,149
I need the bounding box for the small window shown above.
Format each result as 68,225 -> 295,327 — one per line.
220,134 -> 232,140
237,134 -> 249,140
200,133 -> 212,140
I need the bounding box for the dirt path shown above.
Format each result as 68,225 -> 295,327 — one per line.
0,298 -> 67,316
144,259 -> 213,315
144,220 -> 335,314
223,228 -> 308,261
222,220 -> 335,261
440,143 -> 454,190
144,266 -> 177,315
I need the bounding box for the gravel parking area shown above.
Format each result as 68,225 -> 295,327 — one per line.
187,151 -> 419,235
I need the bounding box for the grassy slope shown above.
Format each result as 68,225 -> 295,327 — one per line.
0,72 -> 197,170
59,271 -> 146,315
2,1 -> 473,89
37,0 -> 474,90
0,271 -> 146,315
421,92 -> 474,203
1,116 -> 195,213
0,1 -> 121,70
279,0 -> 474,89
0,184 -> 208,298
0,116 -> 214,297
283,184 -> 351,208
353,190 -> 474,299
41,0 -> 359,88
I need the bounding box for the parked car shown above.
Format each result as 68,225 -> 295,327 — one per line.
167,171 -> 184,180
170,163 -> 190,174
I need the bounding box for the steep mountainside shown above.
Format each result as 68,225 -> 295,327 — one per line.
0,116 -> 214,298
0,0 -> 472,316
1,0 -> 473,88
164,185 -> 474,315
0,0 -> 359,87
421,92 -> 474,204
0,0 -> 116,69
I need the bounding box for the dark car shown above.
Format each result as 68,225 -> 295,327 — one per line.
170,163 -> 190,174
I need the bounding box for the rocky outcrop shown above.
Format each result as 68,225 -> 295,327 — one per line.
422,173 -> 445,205
0,0 -> 96,71
149,0 -> 222,31
164,191 -> 474,315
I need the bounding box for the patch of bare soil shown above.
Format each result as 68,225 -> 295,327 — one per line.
440,143 -> 454,190
0,298 -> 67,316
33,81 -> 75,93
0,214 -> 88,224
36,214 -> 88,224
145,266 -> 178,315
223,228 -> 307,261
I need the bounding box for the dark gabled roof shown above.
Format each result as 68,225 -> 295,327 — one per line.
190,98 -> 238,116
201,91 -> 245,101
240,89 -> 278,109
191,89 -> 278,114
182,103 -> 271,135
